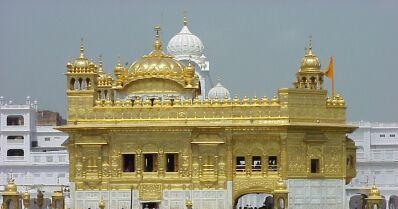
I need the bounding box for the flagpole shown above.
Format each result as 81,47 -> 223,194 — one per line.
331,76 -> 334,97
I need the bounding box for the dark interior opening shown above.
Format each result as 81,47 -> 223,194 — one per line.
7,149 -> 24,156
144,154 -> 158,172
123,154 -> 135,172
166,153 -> 178,172
252,156 -> 262,171
311,159 -> 320,173
236,156 -> 245,171
268,156 -> 278,171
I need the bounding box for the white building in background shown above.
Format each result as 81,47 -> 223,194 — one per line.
167,15 -> 214,98
0,96 -> 70,207
346,121 -> 398,209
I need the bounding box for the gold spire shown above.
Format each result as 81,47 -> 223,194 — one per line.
306,34 -> 313,55
99,54 -> 103,67
79,38 -> 85,58
154,25 -> 162,50
183,11 -> 188,26
117,55 -> 122,68
98,54 -> 104,73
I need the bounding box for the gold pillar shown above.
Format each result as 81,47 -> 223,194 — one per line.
99,199 -> 105,209
273,178 -> 288,209
22,191 -> 30,209
366,184 -> 383,209
51,191 -> 65,209
185,199 -> 192,209
1,179 -> 21,209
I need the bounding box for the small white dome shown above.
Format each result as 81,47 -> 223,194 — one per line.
208,81 -> 230,100
167,22 -> 204,57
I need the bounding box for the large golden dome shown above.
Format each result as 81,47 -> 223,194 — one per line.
127,26 -> 185,76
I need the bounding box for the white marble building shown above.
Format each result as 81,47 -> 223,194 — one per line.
0,96 -> 70,208
167,16 -> 214,98
346,121 -> 398,209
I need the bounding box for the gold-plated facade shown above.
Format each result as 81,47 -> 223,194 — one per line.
59,26 -> 356,206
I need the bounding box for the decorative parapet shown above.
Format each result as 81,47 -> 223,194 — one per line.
67,95 -> 285,123
94,95 -> 280,108
326,94 -> 346,108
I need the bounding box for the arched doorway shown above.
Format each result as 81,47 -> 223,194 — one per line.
235,193 -> 273,209
389,195 -> 398,209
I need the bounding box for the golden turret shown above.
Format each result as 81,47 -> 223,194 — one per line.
73,38 -> 90,69
294,36 -> 325,90
114,57 -> 125,87
183,59 -> 195,87
4,179 -> 17,193
366,182 -> 383,209
369,183 -> 381,198
22,191 -> 30,209
299,37 -> 321,72
2,179 -> 22,209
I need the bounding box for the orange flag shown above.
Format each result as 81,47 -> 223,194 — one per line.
325,56 -> 335,96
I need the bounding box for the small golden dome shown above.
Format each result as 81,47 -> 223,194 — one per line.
114,57 -> 125,75
276,178 -> 287,190
300,38 -> 321,72
369,184 -> 381,197
128,26 -> 186,76
22,191 -> 30,200
5,179 -> 17,192
99,199 -> 106,209
73,39 -> 90,69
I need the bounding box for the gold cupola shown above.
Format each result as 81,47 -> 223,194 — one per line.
366,182 -> 383,209
299,38 -> 321,72
114,57 -> 126,87
128,25 -> 186,76
73,38 -> 90,69
294,36 -> 324,90
122,25 -> 200,98
5,179 -> 17,193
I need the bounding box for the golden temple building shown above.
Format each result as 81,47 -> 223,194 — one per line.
58,22 -> 357,209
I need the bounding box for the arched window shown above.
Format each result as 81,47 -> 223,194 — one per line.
86,78 -> 91,90
7,149 -> 24,156
69,78 -> 76,90
310,77 -> 316,83
7,136 -> 24,143
78,78 -> 83,90
7,115 -> 24,126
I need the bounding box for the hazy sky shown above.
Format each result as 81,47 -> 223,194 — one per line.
0,0 -> 397,122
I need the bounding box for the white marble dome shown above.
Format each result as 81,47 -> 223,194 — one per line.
208,81 -> 230,100
167,22 -> 204,57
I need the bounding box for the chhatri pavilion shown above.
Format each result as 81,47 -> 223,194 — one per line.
57,17 -> 357,209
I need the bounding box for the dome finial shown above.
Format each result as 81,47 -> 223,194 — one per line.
154,25 -> 162,50
306,34 -> 313,55
80,38 -> 85,58
183,11 -> 188,26
98,54 -> 104,74
117,55 -> 122,67
217,76 -> 221,84
98,54 -> 103,68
